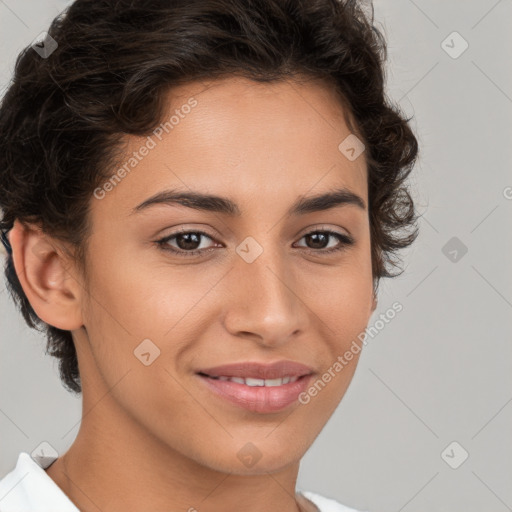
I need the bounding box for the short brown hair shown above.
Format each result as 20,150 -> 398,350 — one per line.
0,0 -> 419,394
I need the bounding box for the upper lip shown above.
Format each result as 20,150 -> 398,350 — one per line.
196,360 -> 315,380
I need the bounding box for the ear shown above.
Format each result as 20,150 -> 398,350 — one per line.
9,219 -> 84,331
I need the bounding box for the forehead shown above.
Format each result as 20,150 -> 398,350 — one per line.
101,75 -> 367,213
164,74 -> 359,141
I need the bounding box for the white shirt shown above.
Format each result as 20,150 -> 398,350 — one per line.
0,452 -> 366,512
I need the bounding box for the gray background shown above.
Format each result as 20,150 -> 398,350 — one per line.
1,1 -> 511,511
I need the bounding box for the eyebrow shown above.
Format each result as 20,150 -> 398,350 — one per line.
130,187 -> 366,217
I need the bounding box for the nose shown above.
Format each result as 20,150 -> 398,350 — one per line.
222,245 -> 309,348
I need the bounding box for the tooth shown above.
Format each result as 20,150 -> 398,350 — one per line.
215,376 -> 299,386
244,377 -> 265,387
264,378 -> 284,387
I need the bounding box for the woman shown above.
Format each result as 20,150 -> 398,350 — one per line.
0,0 -> 419,510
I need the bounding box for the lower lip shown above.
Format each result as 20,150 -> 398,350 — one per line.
196,374 -> 313,413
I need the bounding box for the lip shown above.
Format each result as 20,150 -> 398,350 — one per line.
196,360 -> 314,380
196,373 -> 314,413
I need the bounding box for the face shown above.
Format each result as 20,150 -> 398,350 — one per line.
66,76 -> 376,474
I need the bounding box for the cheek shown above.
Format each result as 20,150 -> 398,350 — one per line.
80,247 -> 214,390
303,251 -> 373,385
307,249 -> 373,329
83,243 -> 186,337
298,263 -> 372,410
323,273 -> 373,334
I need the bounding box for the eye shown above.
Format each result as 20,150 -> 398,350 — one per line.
294,229 -> 354,255
155,228 -> 355,258
156,229 -> 219,257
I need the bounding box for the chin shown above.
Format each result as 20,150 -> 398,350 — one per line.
204,441 -> 304,476
215,455 -> 301,476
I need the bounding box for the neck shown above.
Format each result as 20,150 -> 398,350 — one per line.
45,390 -> 312,512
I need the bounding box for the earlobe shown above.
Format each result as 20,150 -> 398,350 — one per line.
9,219 -> 84,331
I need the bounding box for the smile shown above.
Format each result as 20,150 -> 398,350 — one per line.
199,374 -> 301,386
196,373 -> 313,413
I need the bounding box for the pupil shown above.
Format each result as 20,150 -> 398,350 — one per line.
306,232 -> 327,249
177,233 -> 200,250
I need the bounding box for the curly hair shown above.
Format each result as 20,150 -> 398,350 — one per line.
0,0 -> 419,395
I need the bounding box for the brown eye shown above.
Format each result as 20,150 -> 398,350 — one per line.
156,230 -> 217,256
295,230 -> 354,254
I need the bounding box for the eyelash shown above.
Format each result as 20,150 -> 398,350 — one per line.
155,228 -> 354,257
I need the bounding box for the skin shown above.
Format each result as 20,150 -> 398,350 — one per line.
10,76 -> 377,512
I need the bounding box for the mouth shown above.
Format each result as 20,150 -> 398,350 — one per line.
196,372 -> 305,386
195,359 -> 315,381
195,362 -> 314,413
